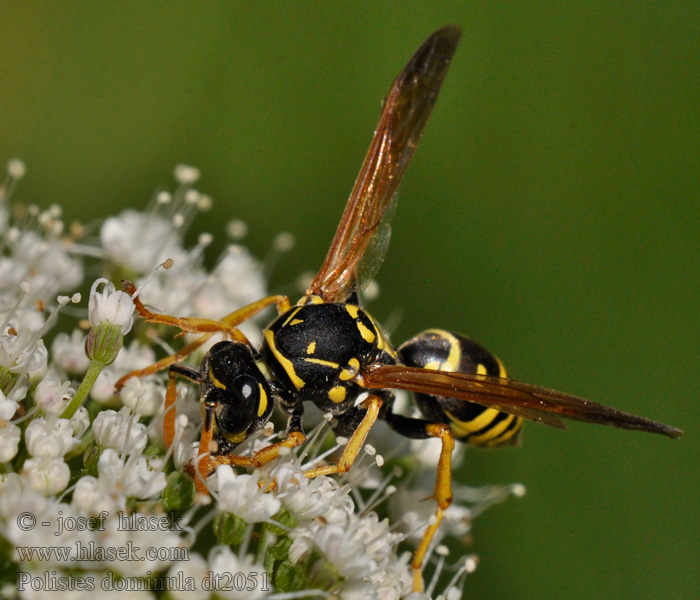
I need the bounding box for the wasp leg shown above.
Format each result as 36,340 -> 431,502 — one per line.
191,431 -> 306,496
123,280 -> 290,338
208,430 -> 307,472
303,394 -> 383,479
384,412 -> 455,592
191,411 -> 307,495
114,289 -> 291,393
189,419 -> 306,497
162,363 -> 202,448
208,408 -> 306,470
115,334 -> 221,394
192,398 -> 217,496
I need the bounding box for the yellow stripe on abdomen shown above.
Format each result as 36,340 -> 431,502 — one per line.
445,407 -> 501,439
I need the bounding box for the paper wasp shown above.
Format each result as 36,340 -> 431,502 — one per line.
116,25 -> 682,591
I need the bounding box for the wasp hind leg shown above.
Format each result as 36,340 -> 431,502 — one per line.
384,411 -> 455,593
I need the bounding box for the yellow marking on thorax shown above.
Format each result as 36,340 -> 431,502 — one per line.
476,364 -> 488,376
289,319 -> 304,326
356,321 -> 376,344
264,329 -> 305,389
282,306 -> 304,328
257,383 -> 268,417
339,357 -> 360,381
375,326 -> 385,350
328,386 -> 347,403
208,370 -> 227,390
303,357 -> 340,369
299,294 -> 324,305
306,341 -> 316,355
345,304 -> 360,318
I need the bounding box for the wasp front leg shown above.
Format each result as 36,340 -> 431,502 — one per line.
157,361 -> 213,496
206,398 -> 306,472
193,422 -> 306,496
115,286 -> 290,393
123,280 -> 290,338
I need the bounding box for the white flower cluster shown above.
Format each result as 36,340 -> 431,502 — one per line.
0,161 -> 523,599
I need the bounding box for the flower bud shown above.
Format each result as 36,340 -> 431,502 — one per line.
88,278 -> 134,334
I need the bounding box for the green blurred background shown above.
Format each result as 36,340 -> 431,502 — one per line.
1,2 -> 698,598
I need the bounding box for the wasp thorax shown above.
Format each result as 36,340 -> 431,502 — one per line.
261,302 -> 395,414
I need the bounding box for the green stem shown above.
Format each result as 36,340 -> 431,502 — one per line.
61,360 -> 104,419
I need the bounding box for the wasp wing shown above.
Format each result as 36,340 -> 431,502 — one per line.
360,364 -> 683,438
307,25 -> 462,302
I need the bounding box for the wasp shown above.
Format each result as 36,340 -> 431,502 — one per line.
116,25 -> 682,592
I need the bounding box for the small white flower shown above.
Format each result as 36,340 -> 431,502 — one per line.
93,407 -> 148,454
174,163 -> 201,185
167,552 -> 210,600
72,475 -> 126,515
0,325 -> 48,375
287,532 -> 313,565
338,579 -> 379,600
97,449 -> 166,498
274,463 -> 332,520
207,546 -> 269,600
292,522 -> 372,579
89,366 -> 122,406
7,158 -> 26,179
100,209 -> 188,274
0,391 -> 19,420
410,435 -> 465,471
374,562 -> 411,600
90,340 -> 157,406
25,416 -> 79,458
70,406 -> 90,438
216,466 -> 281,523
0,419 -> 21,462
210,244 -> 267,307
0,226 -> 84,314
34,372 -> 75,415
50,330 -> 90,375
96,517 -> 187,578
122,454 -> 167,498
0,473 -> 25,517
21,457 -> 70,494
88,278 -> 134,334
119,376 -> 164,416
96,448 -> 124,481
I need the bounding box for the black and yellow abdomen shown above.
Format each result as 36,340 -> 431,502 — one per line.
261,297 -> 396,415
398,329 -> 523,447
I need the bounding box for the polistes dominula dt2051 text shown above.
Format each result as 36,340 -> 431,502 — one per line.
116,25 -> 682,592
